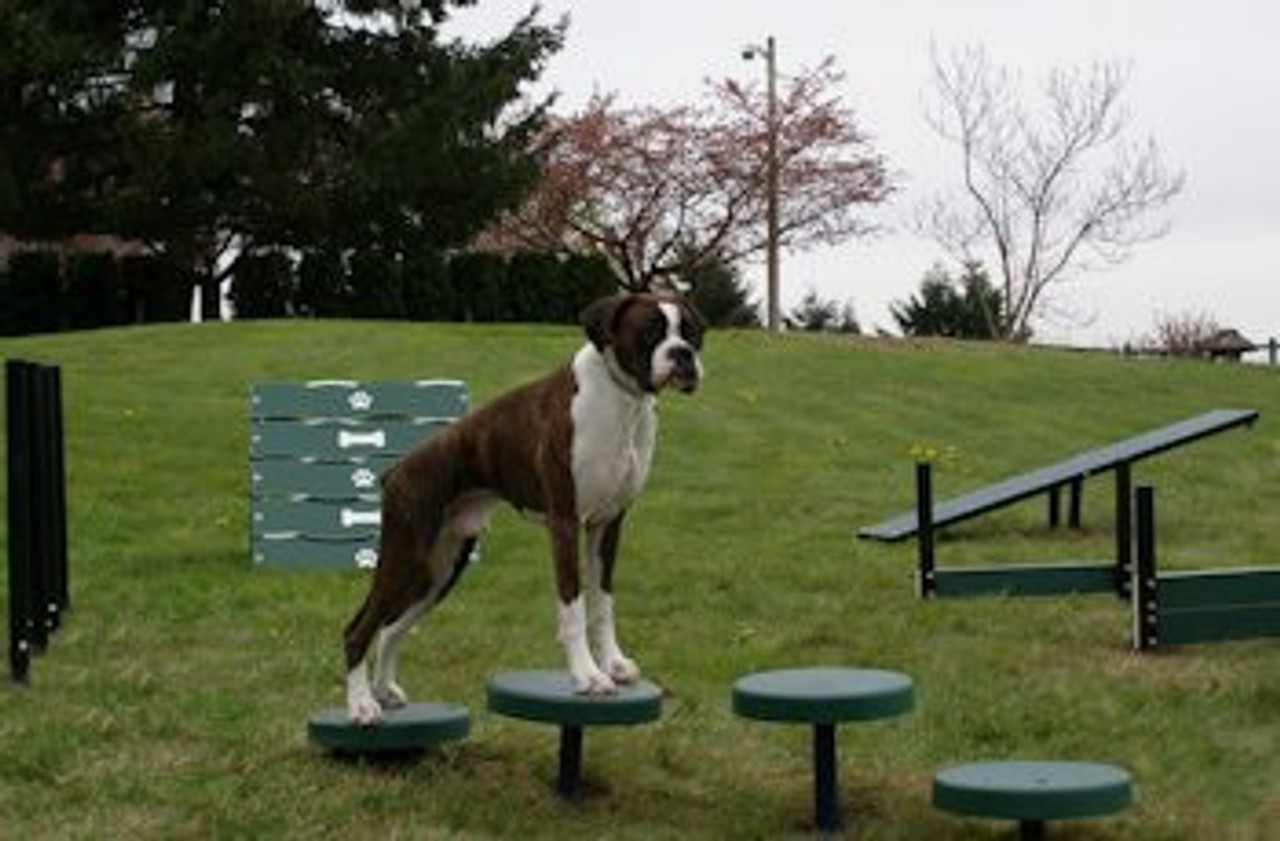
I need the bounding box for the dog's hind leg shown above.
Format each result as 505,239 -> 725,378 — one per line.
343,504 -> 429,724
371,531 -> 479,711
344,591 -> 389,725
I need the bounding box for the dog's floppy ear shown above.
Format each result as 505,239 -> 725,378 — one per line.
581,294 -> 627,350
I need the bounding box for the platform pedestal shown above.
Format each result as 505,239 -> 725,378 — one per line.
487,670 -> 662,800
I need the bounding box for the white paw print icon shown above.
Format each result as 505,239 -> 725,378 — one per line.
355,548 -> 379,569
348,390 -> 374,412
351,467 -> 378,490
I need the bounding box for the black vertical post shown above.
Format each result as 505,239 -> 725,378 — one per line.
557,725 -> 584,800
1068,476 -> 1083,529
1114,462 -> 1132,599
915,462 -> 935,599
1020,818 -> 1048,841
29,365 -> 52,651
813,723 -> 840,831
48,365 -> 68,620
1134,485 -> 1157,651
7,360 -> 35,684
1047,485 -> 1061,528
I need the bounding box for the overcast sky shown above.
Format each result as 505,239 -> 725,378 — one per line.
448,1 -> 1279,347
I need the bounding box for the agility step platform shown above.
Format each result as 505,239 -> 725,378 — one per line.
860,408 -> 1258,542
732,667 -> 915,832
308,702 -> 470,756
933,760 -> 1133,840
487,670 -> 663,800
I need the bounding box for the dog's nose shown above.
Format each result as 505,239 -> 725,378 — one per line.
670,345 -> 694,366
668,345 -> 700,391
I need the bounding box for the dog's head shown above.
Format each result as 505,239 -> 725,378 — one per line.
582,293 -> 705,395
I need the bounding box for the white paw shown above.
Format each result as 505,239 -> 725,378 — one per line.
374,681 -> 408,710
603,654 -> 641,685
571,665 -> 618,696
348,695 -> 384,726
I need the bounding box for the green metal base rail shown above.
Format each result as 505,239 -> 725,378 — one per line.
913,460 -> 1280,652
1133,485 -> 1280,651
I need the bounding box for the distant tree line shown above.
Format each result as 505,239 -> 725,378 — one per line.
230,249 -> 617,323
0,247 -> 630,335
0,250 -> 189,336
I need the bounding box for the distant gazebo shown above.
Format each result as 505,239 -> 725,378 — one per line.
1201,328 -> 1257,362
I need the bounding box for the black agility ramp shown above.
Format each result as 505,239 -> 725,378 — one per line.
859,408 -> 1259,543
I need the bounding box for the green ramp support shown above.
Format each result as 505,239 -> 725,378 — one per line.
1133,485 -> 1280,651
914,461 -> 1127,601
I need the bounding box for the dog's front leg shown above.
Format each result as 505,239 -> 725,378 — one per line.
587,515 -> 640,684
550,515 -> 615,694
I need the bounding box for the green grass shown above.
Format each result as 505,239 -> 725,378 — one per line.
2,321 -> 1279,839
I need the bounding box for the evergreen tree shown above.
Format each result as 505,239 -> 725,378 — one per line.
0,1 -> 564,319
892,261 -> 1004,340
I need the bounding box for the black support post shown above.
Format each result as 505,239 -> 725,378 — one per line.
557,725 -> 584,800
915,462 -> 935,599
1114,462 -> 1133,599
48,365 -> 69,621
6,359 -> 68,685
813,723 -> 840,831
1133,485 -> 1158,651
1068,476 -> 1083,529
7,360 -> 35,684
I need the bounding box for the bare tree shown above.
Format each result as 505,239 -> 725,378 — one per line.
917,45 -> 1185,340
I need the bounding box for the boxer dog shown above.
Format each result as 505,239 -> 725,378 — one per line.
343,292 -> 705,724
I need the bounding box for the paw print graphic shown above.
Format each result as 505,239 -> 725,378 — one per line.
348,390 -> 374,412
351,467 -> 378,490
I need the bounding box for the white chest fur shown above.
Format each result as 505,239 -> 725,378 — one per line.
570,344 -> 658,526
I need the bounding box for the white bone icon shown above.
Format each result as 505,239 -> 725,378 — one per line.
340,508 -> 382,528
338,429 -> 385,449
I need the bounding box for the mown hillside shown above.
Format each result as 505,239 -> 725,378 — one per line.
2,321 -> 1277,838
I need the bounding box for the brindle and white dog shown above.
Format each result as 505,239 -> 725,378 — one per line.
343,292 -> 705,724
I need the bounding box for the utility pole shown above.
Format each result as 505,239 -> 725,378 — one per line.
744,36 -> 781,331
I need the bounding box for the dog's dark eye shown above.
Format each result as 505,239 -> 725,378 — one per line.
679,317 -> 702,350
643,312 -> 667,346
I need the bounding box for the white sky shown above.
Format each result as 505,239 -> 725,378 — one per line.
447,1 -> 1280,347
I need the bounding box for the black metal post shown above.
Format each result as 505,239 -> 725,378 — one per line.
7,360 -> 35,684
915,462 -> 935,599
48,365 -> 68,620
813,723 -> 840,831
1020,818 -> 1047,840
1134,485 -> 1157,651
1068,477 -> 1083,529
557,725 -> 584,800
29,366 -> 52,651
1047,485 -> 1061,528
1114,463 -> 1133,599
6,359 -> 67,685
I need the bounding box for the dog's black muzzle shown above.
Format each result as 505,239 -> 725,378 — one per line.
668,345 -> 701,393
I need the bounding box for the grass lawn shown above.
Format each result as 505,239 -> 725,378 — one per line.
2,320 -> 1278,839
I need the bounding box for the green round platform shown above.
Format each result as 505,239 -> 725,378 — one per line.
934,761 -> 1133,837
308,702 -> 470,755
486,670 -> 662,726
732,667 -> 915,832
732,667 -> 915,724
